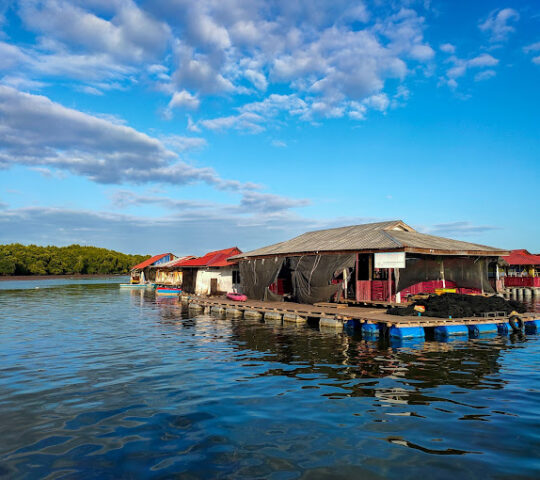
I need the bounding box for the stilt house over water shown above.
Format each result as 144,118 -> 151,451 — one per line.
151,256 -> 196,286
501,249 -> 540,288
231,220 -> 509,304
174,247 -> 242,296
131,253 -> 175,284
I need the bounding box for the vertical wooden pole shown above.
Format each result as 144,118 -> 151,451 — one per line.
355,253 -> 359,301
388,268 -> 392,301
368,254 -> 373,301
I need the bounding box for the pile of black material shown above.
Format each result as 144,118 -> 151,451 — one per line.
387,294 -> 527,318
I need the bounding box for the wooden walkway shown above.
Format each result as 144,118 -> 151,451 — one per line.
181,295 -> 538,330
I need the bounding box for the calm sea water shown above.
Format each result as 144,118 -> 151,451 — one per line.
1,278 -> 539,479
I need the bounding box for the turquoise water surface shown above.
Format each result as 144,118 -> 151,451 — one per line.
0,278 -> 539,479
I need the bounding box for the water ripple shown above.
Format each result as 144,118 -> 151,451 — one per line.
0,279 -> 539,478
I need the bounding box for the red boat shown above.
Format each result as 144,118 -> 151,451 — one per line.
227,292 -> 247,302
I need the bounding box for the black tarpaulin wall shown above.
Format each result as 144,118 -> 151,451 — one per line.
289,254 -> 356,304
239,257 -> 284,301
396,257 -> 441,291
444,257 -> 494,293
396,256 -> 494,293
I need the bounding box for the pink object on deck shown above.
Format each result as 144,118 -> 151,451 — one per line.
227,292 -> 247,302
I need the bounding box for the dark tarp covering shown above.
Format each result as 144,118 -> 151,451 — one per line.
289,254 -> 356,304
443,257 -> 494,293
396,256 -> 494,293
396,257 -> 442,291
239,257 -> 284,301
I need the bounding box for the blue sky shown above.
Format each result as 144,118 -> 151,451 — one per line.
0,0 -> 539,256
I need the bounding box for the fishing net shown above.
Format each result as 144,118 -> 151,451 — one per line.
387,293 -> 526,318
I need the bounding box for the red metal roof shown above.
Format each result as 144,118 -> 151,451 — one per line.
173,247 -> 242,268
502,249 -> 540,266
132,253 -> 173,270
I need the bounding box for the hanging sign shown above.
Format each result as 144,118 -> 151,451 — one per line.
374,252 -> 406,269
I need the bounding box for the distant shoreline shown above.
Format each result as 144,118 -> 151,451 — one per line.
0,274 -> 129,282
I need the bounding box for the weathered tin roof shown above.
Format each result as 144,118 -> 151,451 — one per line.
232,220 -> 508,259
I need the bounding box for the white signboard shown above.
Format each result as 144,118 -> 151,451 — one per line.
374,252 -> 406,269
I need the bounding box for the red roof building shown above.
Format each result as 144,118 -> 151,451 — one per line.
502,249 -> 540,266
172,247 -> 242,268
132,253 -> 174,270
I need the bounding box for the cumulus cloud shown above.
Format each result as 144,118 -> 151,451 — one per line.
479,8 -> 519,43
18,0 -> 170,63
0,86 -> 248,190
147,1 -> 433,120
167,90 -> 200,110
442,53 -> 499,88
440,43 -> 455,54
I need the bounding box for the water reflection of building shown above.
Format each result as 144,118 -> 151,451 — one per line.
227,319 -> 508,403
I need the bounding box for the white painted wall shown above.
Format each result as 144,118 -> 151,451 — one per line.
194,267 -> 241,295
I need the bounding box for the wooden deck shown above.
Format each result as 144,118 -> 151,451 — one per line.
181,295 -> 538,329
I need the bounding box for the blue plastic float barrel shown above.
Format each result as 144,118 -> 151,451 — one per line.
525,320 -> 540,334
434,325 -> 468,337
468,324 -> 498,337
497,323 -> 510,335
361,323 -> 379,337
389,326 -> 425,339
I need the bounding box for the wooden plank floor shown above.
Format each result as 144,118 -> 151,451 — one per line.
183,295 -> 538,328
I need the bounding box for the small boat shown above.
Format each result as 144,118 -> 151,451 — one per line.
227,292 -> 247,302
156,286 -> 182,296
119,283 -> 152,288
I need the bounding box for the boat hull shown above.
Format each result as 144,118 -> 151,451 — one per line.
156,287 -> 182,296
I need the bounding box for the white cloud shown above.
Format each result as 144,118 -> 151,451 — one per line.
440,43 -> 455,54
160,135 -> 207,152
167,90 -> 200,112
18,0 -> 170,63
523,42 -> 540,65
474,70 -> 496,82
148,1 -> 433,120
523,41 -> 540,53
479,8 -> 519,43
199,112 -> 265,133
442,53 -> 499,88
422,221 -> 500,237
270,140 -> 287,148
467,53 -> 498,68
0,86 -> 248,190
363,93 -> 390,112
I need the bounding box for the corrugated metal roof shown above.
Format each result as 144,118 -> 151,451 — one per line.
132,253 -> 173,270
232,220 -> 507,259
175,247 -> 242,267
149,256 -> 196,268
502,249 -> 540,266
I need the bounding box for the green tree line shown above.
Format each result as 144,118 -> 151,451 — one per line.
0,244 -> 150,276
